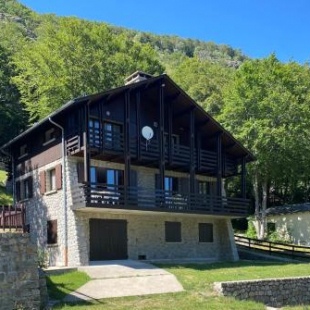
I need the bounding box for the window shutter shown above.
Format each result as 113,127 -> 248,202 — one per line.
16,181 -> 21,202
28,177 -> 33,198
55,164 -> 62,190
40,171 -> 46,195
77,162 -> 84,183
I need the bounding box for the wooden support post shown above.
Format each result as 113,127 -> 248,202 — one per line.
241,156 -> 246,198
158,80 -> 165,191
124,91 -> 131,189
136,91 -> 141,161
168,101 -> 173,166
197,132 -> 201,171
189,108 -> 196,193
83,103 -> 91,183
216,132 -> 223,196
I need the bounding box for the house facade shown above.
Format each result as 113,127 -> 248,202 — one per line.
1,72 -> 254,266
266,203 -> 310,246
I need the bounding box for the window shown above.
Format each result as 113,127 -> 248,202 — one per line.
267,222 -> 276,234
164,176 -> 178,192
47,220 -> 57,245
39,164 -> 62,195
89,119 -> 100,147
43,128 -> 56,145
165,221 -> 181,242
199,223 -> 213,242
103,121 -> 122,150
198,181 -> 216,196
164,133 -> 180,151
16,177 -> 33,201
19,144 -> 28,158
46,168 -> 56,192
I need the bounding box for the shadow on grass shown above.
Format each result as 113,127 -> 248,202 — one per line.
154,260 -> 308,271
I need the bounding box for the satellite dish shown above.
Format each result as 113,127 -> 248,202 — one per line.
141,126 -> 154,140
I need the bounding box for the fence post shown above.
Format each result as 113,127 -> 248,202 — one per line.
291,245 -> 295,259
1,207 -> 4,231
248,238 -> 251,249
269,242 -> 272,255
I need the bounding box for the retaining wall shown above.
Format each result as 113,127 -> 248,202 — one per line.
0,233 -> 47,310
214,277 -> 310,307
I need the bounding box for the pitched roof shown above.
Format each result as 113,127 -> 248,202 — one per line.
266,203 -> 310,216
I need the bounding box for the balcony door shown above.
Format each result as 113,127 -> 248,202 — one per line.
103,121 -> 122,150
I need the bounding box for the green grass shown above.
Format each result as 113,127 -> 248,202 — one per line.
49,261 -> 310,309
47,271 -> 91,301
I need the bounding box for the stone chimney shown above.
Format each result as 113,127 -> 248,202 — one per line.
124,71 -> 153,85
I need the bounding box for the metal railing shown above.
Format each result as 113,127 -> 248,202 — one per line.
71,183 -> 249,216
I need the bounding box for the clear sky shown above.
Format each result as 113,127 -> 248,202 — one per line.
19,0 -> 310,63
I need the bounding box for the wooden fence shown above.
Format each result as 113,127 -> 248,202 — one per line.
234,234 -> 310,261
0,204 -> 26,232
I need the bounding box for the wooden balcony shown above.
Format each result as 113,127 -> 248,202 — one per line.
66,132 -> 238,175
71,183 -> 249,217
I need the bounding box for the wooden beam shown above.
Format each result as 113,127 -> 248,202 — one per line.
173,106 -> 195,118
136,91 -> 141,161
83,102 -> 90,183
124,91 -> 131,187
189,108 -> 196,193
158,80 -> 165,190
216,132 -> 223,196
168,100 -> 173,165
241,157 -> 246,198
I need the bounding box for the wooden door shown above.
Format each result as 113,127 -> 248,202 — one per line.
89,219 -> 128,261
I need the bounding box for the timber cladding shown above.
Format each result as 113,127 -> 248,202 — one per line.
16,142 -> 62,177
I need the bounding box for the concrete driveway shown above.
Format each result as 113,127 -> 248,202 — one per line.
63,260 -> 183,302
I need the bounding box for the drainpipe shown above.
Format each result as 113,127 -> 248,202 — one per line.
48,117 -> 68,266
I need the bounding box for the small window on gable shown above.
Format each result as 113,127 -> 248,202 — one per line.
19,144 -> 28,158
43,128 -> 55,145
199,223 -> 213,242
165,221 -> 181,242
47,220 -> 57,245
16,177 -> 33,201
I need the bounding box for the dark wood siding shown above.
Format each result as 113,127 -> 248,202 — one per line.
89,219 -> 128,260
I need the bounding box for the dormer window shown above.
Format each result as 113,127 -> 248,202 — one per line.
18,144 -> 28,159
43,128 -> 56,145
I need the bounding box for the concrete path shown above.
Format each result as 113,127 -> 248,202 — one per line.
63,260 -> 183,302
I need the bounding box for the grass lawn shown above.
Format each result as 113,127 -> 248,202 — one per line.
49,261 -> 310,309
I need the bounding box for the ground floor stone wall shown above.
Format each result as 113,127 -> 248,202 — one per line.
0,233 -> 47,310
214,277 -> 310,307
71,211 -> 238,265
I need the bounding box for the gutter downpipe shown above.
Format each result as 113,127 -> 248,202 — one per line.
48,117 -> 68,266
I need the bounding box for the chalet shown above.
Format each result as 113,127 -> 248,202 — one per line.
0,72 -> 254,266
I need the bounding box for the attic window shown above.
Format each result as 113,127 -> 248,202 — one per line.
18,144 -> 28,159
43,128 -> 56,145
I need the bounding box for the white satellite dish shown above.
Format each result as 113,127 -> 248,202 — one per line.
141,126 -> 154,140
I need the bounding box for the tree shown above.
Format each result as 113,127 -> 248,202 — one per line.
12,17 -> 164,122
0,45 -> 27,145
219,55 -> 310,238
170,57 -> 233,116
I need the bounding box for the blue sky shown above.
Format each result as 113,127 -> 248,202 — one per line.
19,0 -> 310,63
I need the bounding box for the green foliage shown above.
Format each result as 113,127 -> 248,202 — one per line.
220,55 -> 310,205
12,17 -> 164,121
246,220 -> 257,239
0,170 -> 12,205
171,57 -> 233,116
37,249 -> 49,268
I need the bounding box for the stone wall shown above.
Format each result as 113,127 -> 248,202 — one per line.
214,277 -> 310,307
72,212 -> 238,265
0,233 -> 47,310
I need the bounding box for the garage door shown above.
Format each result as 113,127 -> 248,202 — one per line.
89,219 -> 128,261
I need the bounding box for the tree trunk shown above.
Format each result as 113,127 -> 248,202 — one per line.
253,173 -> 261,238
260,180 -> 268,239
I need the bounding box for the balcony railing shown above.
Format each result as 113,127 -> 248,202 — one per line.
71,183 -> 249,216
66,131 -> 238,174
